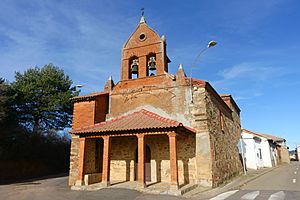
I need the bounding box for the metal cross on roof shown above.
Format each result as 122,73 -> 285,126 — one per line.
141,8 -> 144,16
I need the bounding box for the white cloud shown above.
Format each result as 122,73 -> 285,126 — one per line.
211,62 -> 287,101
214,62 -> 284,85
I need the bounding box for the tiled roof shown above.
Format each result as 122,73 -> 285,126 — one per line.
242,128 -> 284,142
72,92 -> 109,101
71,109 -> 195,134
184,77 -> 206,85
258,133 -> 284,142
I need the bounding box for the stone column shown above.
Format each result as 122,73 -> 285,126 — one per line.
76,137 -> 86,186
168,131 -> 179,190
137,134 -> 146,188
102,135 -> 111,187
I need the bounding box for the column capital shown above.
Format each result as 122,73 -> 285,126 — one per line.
102,135 -> 110,140
167,131 -> 177,137
136,134 -> 145,139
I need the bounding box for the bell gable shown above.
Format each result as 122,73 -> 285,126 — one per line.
120,16 -> 170,81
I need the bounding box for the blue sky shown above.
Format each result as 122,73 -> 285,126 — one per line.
0,0 -> 299,148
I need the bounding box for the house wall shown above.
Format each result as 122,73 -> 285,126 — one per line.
277,146 -> 290,164
242,133 -> 258,170
241,131 -> 279,170
72,100 -> 96,129
203,87 -> 242,187
261,139 -> 273,168
189,86 -> 213,186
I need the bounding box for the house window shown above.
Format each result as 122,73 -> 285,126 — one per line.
258,149 -> 262,159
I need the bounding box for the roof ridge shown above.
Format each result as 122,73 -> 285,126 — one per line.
242,128 -> 284,141
140,109 -> 179,125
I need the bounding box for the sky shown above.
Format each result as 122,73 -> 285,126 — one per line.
0,0 -> 299,148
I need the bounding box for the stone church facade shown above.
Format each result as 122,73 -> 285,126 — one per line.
69,16 -> 243,193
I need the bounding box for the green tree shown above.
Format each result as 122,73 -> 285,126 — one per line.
11,64 -> 78,134
0,78 -> 11,123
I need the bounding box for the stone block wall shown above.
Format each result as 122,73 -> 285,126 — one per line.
204,87 -> 242,187
108,134 -> 196,185
278,146 -> 290,164
189,86 -> 214,186
69,135 -> 79,186
110,136 -> 136,181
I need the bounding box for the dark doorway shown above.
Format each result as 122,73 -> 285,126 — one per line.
135,144 -> 151,181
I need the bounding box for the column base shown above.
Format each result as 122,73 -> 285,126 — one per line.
100,181 -> 111,187
137,182 -> 146,189
170,183 -> 179,191
169,184 -> 181,196
75,180 -> 85,186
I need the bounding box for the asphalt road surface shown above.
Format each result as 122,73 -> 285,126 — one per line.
0,175 -> 185,200
207,161 -> 300,200
1,162 -> 299,200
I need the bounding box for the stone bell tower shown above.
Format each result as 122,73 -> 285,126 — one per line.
120,16 -> 170,81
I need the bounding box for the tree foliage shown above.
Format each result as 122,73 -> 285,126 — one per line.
0,78 -> 12,123
11,64 -> 78,134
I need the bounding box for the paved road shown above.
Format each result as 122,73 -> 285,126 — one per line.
206,161 -> 300,200
1,162 -> 299,200
0,175 -> 185,200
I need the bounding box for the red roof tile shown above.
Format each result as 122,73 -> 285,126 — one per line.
71,109 -> 195,134
72,92 -> 109,101
184,77 -> 206,85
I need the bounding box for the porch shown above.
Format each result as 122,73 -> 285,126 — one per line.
70,109 -> 196,195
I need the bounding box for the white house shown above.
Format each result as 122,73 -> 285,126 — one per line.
240,129 -> 279,170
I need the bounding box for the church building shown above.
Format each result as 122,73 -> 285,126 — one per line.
69,16 -> 243,195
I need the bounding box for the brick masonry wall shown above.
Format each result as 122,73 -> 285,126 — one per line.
72,100 -> 96,129
121,22 -> 167,80
94,95 -> 108,123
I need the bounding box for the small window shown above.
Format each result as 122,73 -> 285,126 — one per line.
220,110 -> 225,132
139,33 -> 146,41
259,149 -> 262,159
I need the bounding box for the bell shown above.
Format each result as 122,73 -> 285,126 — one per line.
148,57 -> 156,71
131,59 -> 139,74
131,64 -> 138,74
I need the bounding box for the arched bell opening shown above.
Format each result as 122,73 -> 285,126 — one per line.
146,53 -> 156,77
129,56 -> 139,79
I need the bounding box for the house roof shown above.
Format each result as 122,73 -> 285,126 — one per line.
242,128 -> 284,142
72,92 -> 109,102
70,109 -> 195,134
